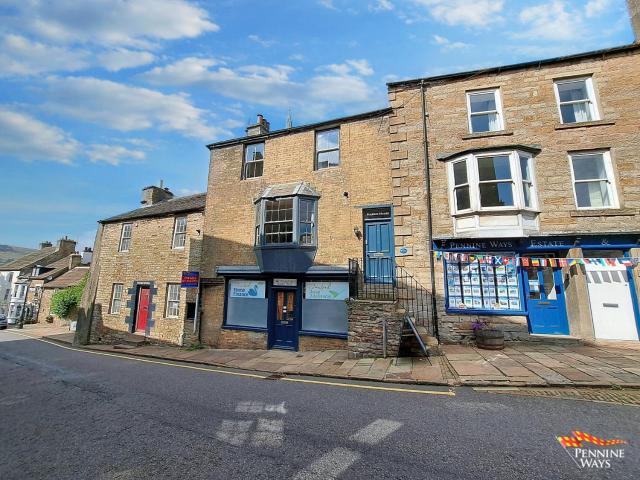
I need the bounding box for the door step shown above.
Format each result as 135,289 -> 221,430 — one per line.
528,334 -> 583,345
119,333 -> 148,347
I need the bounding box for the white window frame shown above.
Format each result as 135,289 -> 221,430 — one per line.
172,216 -> 187,249
447,150 -> 538,215
110,283 -> 123,314
243,142 -> 265,179
553,77 -> 600,124
466,89 -> 504,134
119,223 -> 132,252
315,128 -> 340,170
166,283 -> 181,318
568,150 -> 618,210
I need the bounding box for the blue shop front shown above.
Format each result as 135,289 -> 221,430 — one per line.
434,234 -> 640,341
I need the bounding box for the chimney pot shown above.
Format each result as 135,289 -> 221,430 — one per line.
246,114 -> 270,137
39,241 -> 53,249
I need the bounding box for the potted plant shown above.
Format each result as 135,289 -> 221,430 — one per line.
472,320 -> 504,350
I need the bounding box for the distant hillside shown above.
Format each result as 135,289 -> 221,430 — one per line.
0,245 -> 35,266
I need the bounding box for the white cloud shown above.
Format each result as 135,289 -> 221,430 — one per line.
0,34 -> 90,76
585,0 -> 612,17
432,34 -> 470,49
87,144 -> 146,165
0,108 -> 79,164
140,57 -> 380,119
44,76 -> 224,140
289,54 -> 305,61
318,0 -> 338,10
248,34 -> 276,48
5,0 -> 218,48
97,49 -> 156,72
369,0 -> 394,11
518,1 -> 581,41
412,0 -> 504,27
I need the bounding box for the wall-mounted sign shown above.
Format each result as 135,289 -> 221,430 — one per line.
181,271 -> 200,288
229,280 -> 266,298
305,281 -> 349,300
363,207 -> 391,221
273,278 -> 297,287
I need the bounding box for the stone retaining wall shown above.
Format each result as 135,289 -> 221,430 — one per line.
347,299 -> 404,358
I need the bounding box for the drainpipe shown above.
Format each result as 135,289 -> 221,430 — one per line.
420,80 -> 439,339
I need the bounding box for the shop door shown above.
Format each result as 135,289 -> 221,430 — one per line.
364,221 -> 393,283
586,265 -> 638,340
135,287 -> 150,333
271,289 -> 298,350
524,266 -> 569,335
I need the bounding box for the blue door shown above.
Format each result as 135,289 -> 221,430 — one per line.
524,265 -> 570,335
270,289 -> 298,350
365,221 -> 393,283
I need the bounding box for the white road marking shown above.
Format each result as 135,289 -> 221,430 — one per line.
216,420 -> 252,446
235,401 -> 287,414
251,418 -> 284,448
349,419 -> 403,445
293,447 -> 361,480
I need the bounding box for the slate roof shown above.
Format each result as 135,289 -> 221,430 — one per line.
255,182 -> 320,203
31,256 -> 70,280
0,246 -> 57,271
100,193 -> 206,223
44,266 -> 90,289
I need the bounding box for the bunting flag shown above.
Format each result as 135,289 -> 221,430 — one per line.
439,253 -> 639,268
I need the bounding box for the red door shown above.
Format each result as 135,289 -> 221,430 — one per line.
135,287 -> 150,332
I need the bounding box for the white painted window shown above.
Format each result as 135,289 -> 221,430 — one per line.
166,284 -> 180,318
119,223 -> 132,252
569,151 -> 617,209
554,77 -> 599,124
172,216 -> 187,249
243,142 -> 264,179
448,150 -> 537,214
466,89 -> 503,133
315,128 -> 340,169
110,283 -> 123,314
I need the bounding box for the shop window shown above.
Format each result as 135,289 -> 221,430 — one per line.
569,151 -> 618,209
445,255 -> 523,312
554,77 -> 599,124
448,150 -> 537,214
225,279 -> 268,329
243,142 -> 264,179
315,128 -> 340,169
301,281 -> 349,335
466,89 -> 503,133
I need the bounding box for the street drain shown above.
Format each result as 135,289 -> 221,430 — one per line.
264,373 -> 285,381
478,387 -> 640,406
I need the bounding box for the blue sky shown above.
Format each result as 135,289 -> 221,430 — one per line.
0,0 -> 634,249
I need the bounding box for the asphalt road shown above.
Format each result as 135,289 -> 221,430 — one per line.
0,330 -> 638,480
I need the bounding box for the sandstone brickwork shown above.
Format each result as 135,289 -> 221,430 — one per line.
347,299 -> 404,358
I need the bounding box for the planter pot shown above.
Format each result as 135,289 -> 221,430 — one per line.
475,329 -> 504,350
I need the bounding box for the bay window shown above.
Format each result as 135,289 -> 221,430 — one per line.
448,150 -> 537,214
569,151 -> 617,209
466,89 -> 503,133
255,196 -> 317,246
554,77 -> 599,124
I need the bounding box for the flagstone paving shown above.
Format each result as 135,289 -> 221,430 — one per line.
18,324 -> 640,388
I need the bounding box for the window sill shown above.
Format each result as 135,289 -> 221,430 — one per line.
569,208 -> 637,217
299,330 -> 347,339
222,324 -> 267,332
241,176 -> 263,181
461,130 -> 514,140
313,166 -> 342,173
452,208 -> 540,217
555,120 -> 615,130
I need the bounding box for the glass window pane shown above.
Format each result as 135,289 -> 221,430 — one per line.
557,80 -> 588,102
480,182 -> 514,207
316,129 -> 339,151
455,186 -> 470,211
470,113 -> 501,133
469,92 -> 497,113
453,161 -> 467,185
575,181 -> 610,208
478,155 -> 512,181
317,150 -> 339,168
571,153 -> 606,180
560,102 -> 591,123
245,143 -> 264,161
519,155 -> 531,181
522,182 -> 532,208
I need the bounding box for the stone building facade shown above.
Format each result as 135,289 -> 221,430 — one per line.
89,186 -> 205,345
388,44 -> 640,343
200,110 -> 396,351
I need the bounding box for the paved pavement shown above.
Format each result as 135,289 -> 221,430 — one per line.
1,329 -> 639,480
14,324 -> 640,388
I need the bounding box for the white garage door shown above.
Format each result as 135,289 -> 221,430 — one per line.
585,265 -> 639,341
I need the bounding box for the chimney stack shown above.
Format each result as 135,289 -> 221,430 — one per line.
39,241 -> 52,249
81,247 -> 93,265
141,184 -> 174,205
68,253 -> 82,270
57,238 -> 77,256
629,0 -> 640,42
246,114 -> 270,136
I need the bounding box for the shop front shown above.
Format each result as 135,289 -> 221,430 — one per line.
434,234 -> 640,341
218,266 -> 350,351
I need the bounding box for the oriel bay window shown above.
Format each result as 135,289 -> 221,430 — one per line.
255,196 -> 317,246
448,150 -> 537,214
